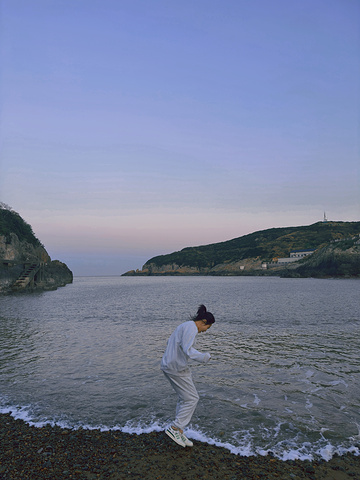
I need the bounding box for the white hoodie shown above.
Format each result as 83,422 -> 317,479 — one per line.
160,321 -> 211,376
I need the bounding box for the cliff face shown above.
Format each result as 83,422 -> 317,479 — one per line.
0,233 -> 73,294
128,257 -> 266,276
0,232 -> 50,263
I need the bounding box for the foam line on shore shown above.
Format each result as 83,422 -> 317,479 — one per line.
1,402 -> 359,462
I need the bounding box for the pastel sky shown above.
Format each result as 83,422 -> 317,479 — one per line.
1,0 -> 359,275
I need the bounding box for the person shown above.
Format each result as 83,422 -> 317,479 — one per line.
161,304 -> 215,447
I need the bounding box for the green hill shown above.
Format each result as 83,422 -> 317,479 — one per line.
143,221 -> 360,272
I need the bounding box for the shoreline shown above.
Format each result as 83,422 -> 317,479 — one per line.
1,413 -> 359,479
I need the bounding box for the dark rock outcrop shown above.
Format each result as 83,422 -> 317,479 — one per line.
0,211 -> 73,294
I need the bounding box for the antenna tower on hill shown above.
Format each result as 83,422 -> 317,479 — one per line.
323,212 -> 328,223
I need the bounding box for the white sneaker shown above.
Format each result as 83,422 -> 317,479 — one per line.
165,426 -> 185,447
181,433 -> 193,447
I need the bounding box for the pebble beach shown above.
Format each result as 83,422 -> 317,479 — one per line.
1,413 -> 359,480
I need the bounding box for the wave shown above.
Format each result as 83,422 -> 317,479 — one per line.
1,401 -> 359,462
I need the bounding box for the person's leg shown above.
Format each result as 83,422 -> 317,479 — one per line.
164,372 -> 199,431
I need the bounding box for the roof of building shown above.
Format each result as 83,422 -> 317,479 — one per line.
290,248 -> 316,253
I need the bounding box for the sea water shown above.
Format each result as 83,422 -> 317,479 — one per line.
0,276 -> 359,461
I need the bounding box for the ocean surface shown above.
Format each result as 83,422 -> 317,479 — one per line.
0,276 -> 359,461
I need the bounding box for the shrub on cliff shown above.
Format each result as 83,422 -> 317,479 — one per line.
0,203 -> 43,247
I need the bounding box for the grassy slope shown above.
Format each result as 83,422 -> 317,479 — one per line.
145,222 -> 360,269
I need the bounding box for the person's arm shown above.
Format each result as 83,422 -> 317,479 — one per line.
181,325 -> 211,363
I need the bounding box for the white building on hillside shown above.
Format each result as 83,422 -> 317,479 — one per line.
277,248 -> 315,264
290,249 -> 316,258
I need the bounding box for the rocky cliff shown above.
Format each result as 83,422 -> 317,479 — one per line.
124,257 -> 266,276
0,233 -> 73,293
0,205 -> 73,293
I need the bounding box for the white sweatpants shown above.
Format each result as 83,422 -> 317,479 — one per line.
163,371 -> 200,430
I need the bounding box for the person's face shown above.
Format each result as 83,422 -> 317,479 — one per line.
198,320 -> 212,333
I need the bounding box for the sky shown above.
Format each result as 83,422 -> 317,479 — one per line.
0,0 -> 359,276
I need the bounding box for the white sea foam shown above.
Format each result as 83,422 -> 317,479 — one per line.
121,419 -> 165,435
317,444 -> 335,461
1,402 -> 359,462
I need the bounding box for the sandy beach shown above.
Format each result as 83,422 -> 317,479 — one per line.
1,413 -> 359,480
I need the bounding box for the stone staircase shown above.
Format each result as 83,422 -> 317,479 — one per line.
12,263 -> 41,291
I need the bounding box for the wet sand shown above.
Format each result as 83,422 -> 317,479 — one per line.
1,413 -> 359,479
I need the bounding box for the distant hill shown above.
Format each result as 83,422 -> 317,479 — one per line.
123,221 -> 360,276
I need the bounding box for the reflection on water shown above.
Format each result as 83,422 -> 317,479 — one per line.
0,276 -> 359,460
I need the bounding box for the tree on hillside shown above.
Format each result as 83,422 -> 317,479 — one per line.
0,203 -> 43,247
